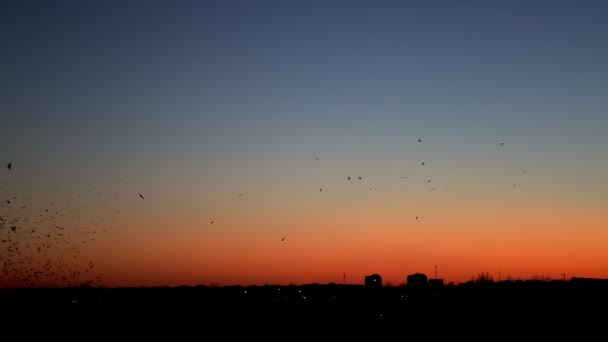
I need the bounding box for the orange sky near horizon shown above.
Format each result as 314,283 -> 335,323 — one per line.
1,159 -> 607,288
74,202 -> 607,287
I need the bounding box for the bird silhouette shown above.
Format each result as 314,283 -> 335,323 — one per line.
347,177 -> 351,180
358,176 -> 363,180
6,162 -> 11,170
500,142 -> 505,146
210,220 -> 215,224
421,162 -> 425,166
138,193 -> 144,199
418,138 -> 422,143
281,237 -> 285,242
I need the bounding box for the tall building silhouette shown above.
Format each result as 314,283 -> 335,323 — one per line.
407,273 -> 428,288
364,274 -> 382,288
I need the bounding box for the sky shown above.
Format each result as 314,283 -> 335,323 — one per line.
1,0 -> 607,288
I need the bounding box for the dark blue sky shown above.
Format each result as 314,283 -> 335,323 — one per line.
2,0 -> 607,202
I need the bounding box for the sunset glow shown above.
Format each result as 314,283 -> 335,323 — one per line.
2,0 -> 608,288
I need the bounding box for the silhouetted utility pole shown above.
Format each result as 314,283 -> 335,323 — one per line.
498,270 -> 501,282
343,273 -> 346,285
434,265 -> 437,279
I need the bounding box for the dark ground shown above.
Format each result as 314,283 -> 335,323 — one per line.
2,279 -> 607,337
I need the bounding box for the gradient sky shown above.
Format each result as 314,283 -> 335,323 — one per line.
1,0 -> 607,287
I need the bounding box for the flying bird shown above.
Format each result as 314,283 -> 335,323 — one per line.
138,193 -> 144,199
6,162 -> 11,170
418,138 -> 422,143
315,157 -> 319,160
210,220 -> 215,224
358,176 -> 363,180
281,238 -> 284,242
500,142 -> 505,146
523,170 -> 527,173
347,177 -> 351,180
319,188 -> 323,192
421,162 -> 425,166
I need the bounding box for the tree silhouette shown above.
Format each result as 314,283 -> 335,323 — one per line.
472,272 -> 494,283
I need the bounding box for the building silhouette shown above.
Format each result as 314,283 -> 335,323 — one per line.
428,278 -> 444,301
407,273 -> 428,288
405,273 -> 430,305
364,274 -> 382,288
429,278 -> 444,288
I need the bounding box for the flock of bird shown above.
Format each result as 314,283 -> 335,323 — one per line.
1,161 -> 137,288
290,138 -> 524,241
2,138 -> 527,288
